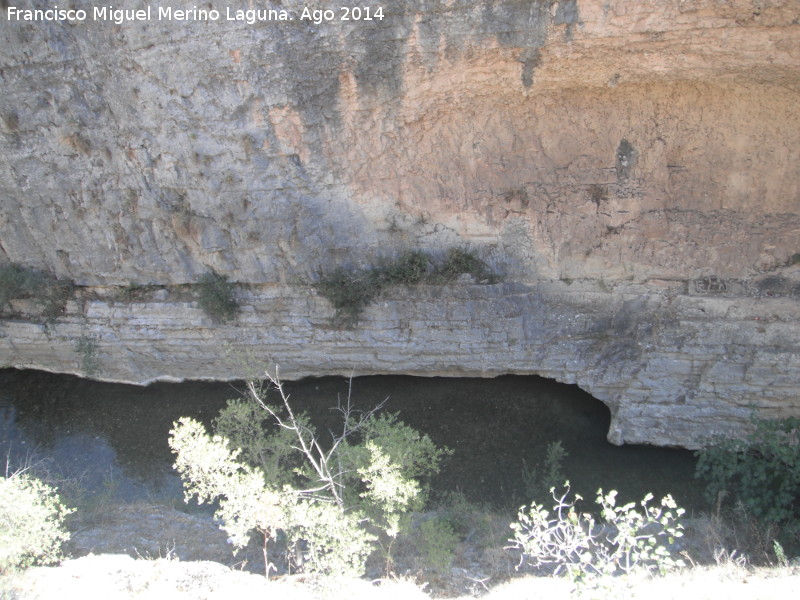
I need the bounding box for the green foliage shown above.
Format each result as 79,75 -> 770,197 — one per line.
372,250 -> 430,287
508,483 -> 685,585
170,371 -> 450,577
434,490 -> 492,540
595,489 -> 685,576
0,263 -> 73,322
314,267 -> 379,326
418,517 -> 459,572
74,335 -> 100,377
212,398 -> 300,488
284,496 -> 375,576
0,471 -> 74,572
521,440 -> 569,504
695,416 -> 800,525
773,539 -> 789,568
431,247 -> 500,284
315,248 -> 499,326
168,417 -> 287,561
790,253 -> 800,266
196,270 -> 239,322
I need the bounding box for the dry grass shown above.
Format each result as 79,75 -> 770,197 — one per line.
3,555 -> 798,600
3,501 -> 799,599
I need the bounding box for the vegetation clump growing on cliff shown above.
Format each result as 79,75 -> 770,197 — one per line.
315,248 -> 500,326
196,270 -> 239,323
0,263 -> 73,323
117,282 -> 160,302
429,247 -> 501,284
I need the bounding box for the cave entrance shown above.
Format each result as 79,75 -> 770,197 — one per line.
0,369 -> 702,511
285,374 -> 701,509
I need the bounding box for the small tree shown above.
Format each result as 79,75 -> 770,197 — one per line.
508,483 -> 685,585
521,440 -> 568,504
169,367 -> 450,577
695,416 -> 800,526
0,471 -> 73,572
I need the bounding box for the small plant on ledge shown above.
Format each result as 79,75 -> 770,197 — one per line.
430,247 -> 501,285
196,270 -> 239,323
315,247 -> 500,326
0,263 -> 74,324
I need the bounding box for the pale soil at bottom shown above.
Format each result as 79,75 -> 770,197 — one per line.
3,555 -> 799,600
3,503 -> 799,599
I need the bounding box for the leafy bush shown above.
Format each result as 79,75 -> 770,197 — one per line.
314,267 -> 379,326
211,396 -> 300,488
418,517 -> 459,572
315,248 -> 499,326
508,483 -> 685,584
432,247 -> 500,284
0,471 -> 73,572
695,416 -> 800,525
373,250 -> 430,287
521,440 -> 568,504
169,368 -> 450,577
315,251 -> 432,327
0,263 -> 73,322
196,270 -> 238,322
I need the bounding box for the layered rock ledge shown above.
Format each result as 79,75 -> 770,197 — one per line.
1,0 -> 799,447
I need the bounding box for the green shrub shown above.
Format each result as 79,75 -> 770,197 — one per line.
695,416 -> 800,525
521,440 -> 569,504
314,267 -> 379,326
432,247 -> 499,284
373,250 -> 430,286
169,368 -> 450,577
418,517 -> 459,572
0,263 -> 73,322
0,471 -> 73,572
211,397 -> 300,488
508,483 -> 685,584
315,247 -> 500,325
196,270 -> 238,322
434,490 -> 493,541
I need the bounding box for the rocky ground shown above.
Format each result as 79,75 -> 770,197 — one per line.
4,552 -> 799,600
2,503 -> 799,600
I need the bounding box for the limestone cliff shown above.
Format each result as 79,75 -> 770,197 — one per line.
1,0 -> 798,448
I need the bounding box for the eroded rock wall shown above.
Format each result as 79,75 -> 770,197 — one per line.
1,0 -> 799,447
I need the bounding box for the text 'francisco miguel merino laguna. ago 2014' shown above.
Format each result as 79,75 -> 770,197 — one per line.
6,5 -> 386,26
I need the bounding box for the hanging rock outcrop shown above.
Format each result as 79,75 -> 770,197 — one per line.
1,0 -> 799,447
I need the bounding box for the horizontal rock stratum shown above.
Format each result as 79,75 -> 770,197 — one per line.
1,0 -> 798,448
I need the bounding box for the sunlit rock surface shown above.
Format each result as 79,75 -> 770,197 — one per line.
1,0 -> 798,447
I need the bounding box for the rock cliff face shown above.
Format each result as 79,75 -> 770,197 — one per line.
1,0 -> 799,448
